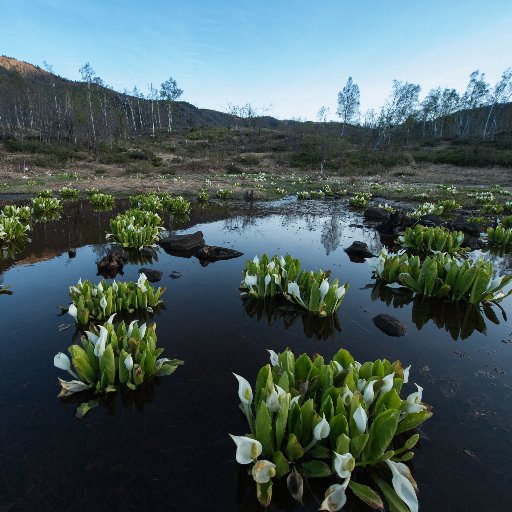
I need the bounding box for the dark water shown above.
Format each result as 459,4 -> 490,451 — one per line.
1,198 -> 511,512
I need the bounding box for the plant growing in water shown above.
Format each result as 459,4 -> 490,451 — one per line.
1,205 -> 32,222
54,318 -> 183,417
59,187 -> 80,199
161,194 -> 191,214
437,199 -> 461,212
31,196 -> 62,216
129,193 -> 163,212
410,202 -> 444,219
108,209 -> 163,249
217,188 -> 233,199
487,225 -> 512,247
398,225 -> 464,254
229,348 -> 430,510
68,273 -> 165,324
0,216 -> 31,246
197,189 -> 209,202
37,189 -> 53,198
348,192 -> 371,208
90,192 -> 115,209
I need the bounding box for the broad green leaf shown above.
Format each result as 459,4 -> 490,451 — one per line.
275,394 -> 290,451
272,451 -> 290,478
286,433 -> 304,461
396,410 -> 433,434
256,401 -> 273,456
301,460 -> 332,478
68,345 -> 96,384
349,481 -> 384,510
362,409 -> 400,462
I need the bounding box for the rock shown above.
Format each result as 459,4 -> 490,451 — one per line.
446,219 -> 483,237
344,241 -> 376,262
138,268 -> 163,282
140,247 -> 158,260
462,234 -> 485,250
417,214 -> 444,227
373,314 -> 407,337
169,271 -> 182,279
196,245 -> 244,264
96,247 -> 127,278
376,210 -> 414,235
364,207 -> 389,222
159,231 -> 205,252
68,249 -> 77,258
244,190 -> 255,201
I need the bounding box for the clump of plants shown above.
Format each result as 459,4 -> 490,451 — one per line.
89,192 -> 115,209
498,216 -> 512,229
197,189 -> 209,202
398,225 -> 464,254
217,189 -> 233,199
309,190 -> 325,199
1,205 -> 32,222
68,274 -> 165,325
482,203 -> 504,215
37,189 -> 54,198
130,192 -> 163,212
242,254 -> 348,317
0,216 -> 31,246
410,202 -> 443,219
437,199 -> 461,212
487,225 -> 512,248
377,203 -> 395,213
85,187 -> 100,196
229,348 -> 430,510
348,192 -> 371,208
297,191 -> 311,200
54,318 -> 183,417
161,194 -> 191,215
31,196 -> 62,216
59,187 -> 80,200
108,209 -> 163,249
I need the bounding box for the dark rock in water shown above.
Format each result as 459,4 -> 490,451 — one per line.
138,268 -> 163,282
196,245 -> 244,265
376,210 -> 414,235
446,219 -> 483,237
96,247 -> 127,278
462,234 -> 485,250
159,231 -> 205,252
344,241 -> 376,262
364,207 -> 389,222
140,247 -> 158,259
373,314 -> 407,337
169,271 -> 182,279
244,190 -> 255,201
417,214 -> 443,227
68,249 -> 77,258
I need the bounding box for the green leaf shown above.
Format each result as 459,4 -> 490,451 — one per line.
68,345 -> 96,384
362,409 -> 400,462
295,354 -> 312,381
75,399 -> 100,419
275,394 -> 289,451
254,364 -> 273,407
349,481 -> 384,510
119,349 -> 129,384
396,410 -> 433,434
300,399 -> 315,445
286,433 -> 304,461
256,481 -> 272,507
256,401 -> 273,456
301,460 -> 332,478
272,451 -> 290,478
350,433 -> 369,458
373,475 -> 410,512
308,444 -> 332,458
329,414 -> 348,448
335,433 -> 351,455
99,344 -> 116,389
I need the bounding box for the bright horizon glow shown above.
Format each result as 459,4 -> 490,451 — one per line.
1,0 -> 511,121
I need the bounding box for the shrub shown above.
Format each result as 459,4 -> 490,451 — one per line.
398,225 -> 464,254
230,348 -> 430,510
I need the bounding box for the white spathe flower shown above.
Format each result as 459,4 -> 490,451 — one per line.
251,460 -> 276,483
341,386 -> 353,405
266,385 -> 280,413
69,286 -> 80,294
313,414 -> 330,441
333,452 -> 355,479
244,274 -> 257,287
253,255 -> 260,266
112,280 -> 118,292
288,282 -> 306,306
403,365 -> 411,384
267,349 -> 280,367
320,479 -> 350,512
233,373 -> 253,406
381,373 -> 395,394
97,282 -> 103,293
127,319 -> 138,337
93,325 -> 108,358
405,384 -> 425,415
335,285 -> 347,300
53,352 -> 78,379
139,323 -> 147,339
229,434 -> 262,464
280,256 -> 286,267
357,378 -> 366,392
57,378 -> 93,397
68,303 -> 78,321
100,296 -> 107,313
106,313 -> 116,325
137,273 -> 147,292
124,354 -> 134,372
385,460 -> 419,512
268,261 -> 276,271
264,274 -> 271,289
363,380 -> 377,406
289,395 -> 301,409
319,279 -> 330,301
353,405 -> 368,434
332,360 -> 343,375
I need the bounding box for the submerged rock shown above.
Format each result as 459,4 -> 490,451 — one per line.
68,248 -> 77,258
138,268 -> 163,282
96,247 -> 127,278
169,271 -> 182,279
196,245 -> 244,264
373,314 -> 407,337
364,207 -> 389,222
344,241 -> 376,262
462,234 -> 485,250
159,231 -> 205,252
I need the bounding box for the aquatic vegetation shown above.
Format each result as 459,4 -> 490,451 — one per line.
487,225 -> 512,247
161,194 -> 191,214
410,202 -> 444,219
68,274 -> 165,325
0,216 -> 31,246
37,189 -> 54,198
438,184 -> 457,194
437,199 -> 461,211
108,209 -> 163,249
498,216 -> 512,229
129,193 -> 163,212
31,196 -> 62,216
54,318 -> 183,417
0,284 -> 13,295
309,190 -> 325,199
1,204 -> 32,222
297,191 -> 311,200
490,185 -> 511,196
323,184 -> 334,196
368,249 -> 415,284
217,189 -> 233,199
197,189 -> 209,202
242,254 -> 348,317
348,192 -> 371,208
377,203 -> 395,213
275,187 -> 286,196
59,187 -> 80,199
89,192 -> 115,209
468,191 -> 495,203
229,348 -> 430,510
482,203 -> 504,214
85,187 -> 100,196
398,225 -> 464,254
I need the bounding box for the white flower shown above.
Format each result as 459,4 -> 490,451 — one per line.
385,460 -> 418,512
253,256 -> 260,266
363,380 -> 376,406
112,280 -> 118,292
97,282 -> 103,293
332,361 -> 343,375
139,323 -> 147,339
100,296 -> 107,314
289,395 -> 301,409
106,313 -> 116,325
268,261 -> 276,271
341,386 -> 353,405
266,385 -> 280,413
53,353 -> 78,379
244,274 -> 257,287
233,373 -> 253,406
353,405 -> 368,434
127,319 -> 137,337
333,452 -> 355,479
381,373 -> 395,394
313,414 -> 330,441
319,279 -> 330,301
251,460 -> 276,483
137,273 -> 147,293
335,285 -> 347,300
68,303 -> 78,321
93,325 -> 108,358
357,378 -> 366,392
124,354 -> 134,372
57,378 -> 93,397
229,434 -> 262,464
320,479 -> 350,511
267,349 -> 279,367
287,282 -> 306,306
403,365 -> 411,384
404,384 -> 425,415
280,256 -> 286,267
264,274 -> 271,289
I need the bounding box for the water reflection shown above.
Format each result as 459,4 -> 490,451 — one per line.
241,296 -> 341,340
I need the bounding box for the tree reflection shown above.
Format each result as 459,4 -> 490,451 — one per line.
320,216 -> 341,255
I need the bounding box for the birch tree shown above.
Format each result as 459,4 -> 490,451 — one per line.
336,77 -> 360,134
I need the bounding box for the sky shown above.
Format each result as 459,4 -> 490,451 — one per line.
1,0 -> 512,120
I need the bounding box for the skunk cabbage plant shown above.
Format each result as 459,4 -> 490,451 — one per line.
0,216 -> 30,246
229,348 -> 431,511
54,319 -> 183,417
1,205 -> 32,222
348,192 -> 371,208
68,273 -> 165,324
31,196 -> 62,216
487,225 -> 512,248
129,193 -> 163,212
90,192 -> 115,209
108,209 -> 164,249
160,194 -> 191,214
398,225 -> 464,254
59,187 -> 80,199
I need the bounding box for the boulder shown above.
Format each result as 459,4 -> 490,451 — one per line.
376,210 -> 414,235
96,247 -> 127,278
196,245 -> 244,264
446,219 -> 483,237
417,214 -> 444,227
138,268 -> 163,282
159,231 -> 205,252
373,314 -> 407,337
364,207 -> 389,222
344,241 -> 376,262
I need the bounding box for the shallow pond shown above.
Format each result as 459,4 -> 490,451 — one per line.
1,198 -> 511,511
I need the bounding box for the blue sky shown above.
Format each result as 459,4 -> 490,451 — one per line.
2,0 -> 511,120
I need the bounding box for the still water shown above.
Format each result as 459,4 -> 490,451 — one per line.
0,198 -> 511,511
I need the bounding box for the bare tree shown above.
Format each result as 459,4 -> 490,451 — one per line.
483,68 -> 512,139
336,77 -> 360,134
79,62 -> 97,144
160,77 -> 183,132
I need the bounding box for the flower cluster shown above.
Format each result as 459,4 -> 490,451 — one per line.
108,209 -> 164,249
242,254 -> 348,317
217,189 -> 233,199
0,215 -> 31,247
398,225 -> 464,254
129,192 -> 163,212
197,189 -> 209,202
161,194 -> 191,215
31,196 -> 62,216
68,273 -> 165,324
89,192 -> 115,209
59,187 -> 80,200
230,348 -> 430,511
348,192 -> 371,208
1,205 -> 32,222
410,202 -> 443,219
